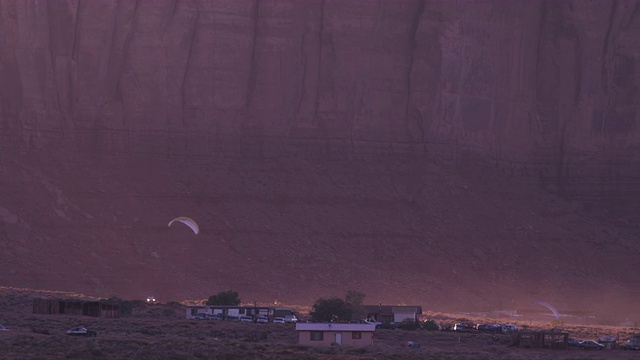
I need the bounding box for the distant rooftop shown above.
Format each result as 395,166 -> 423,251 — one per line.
295,323 -> 376,332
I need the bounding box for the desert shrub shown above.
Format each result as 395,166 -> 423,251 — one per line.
292,344 -> 309,352
13,335 -> 41,347
242,330 -> 268,343
193,349 -> 217,359
89,348 -> 103,357
346,347 -> 367,354
210,329 -> 226,338
159,350 -> 186,360
105,297 -> 133,316
311,346 -> 337,355
243,332 -> 259,342
119,300 -> 133,316
131,299 -> 147,307
64,350 -> 84,359
397,319 -> 420,330
422,319 -> 439,331
138,327 -> 161,336
163,308 -> 176,317
32,327 -> 50,335
252,344 -> 267,351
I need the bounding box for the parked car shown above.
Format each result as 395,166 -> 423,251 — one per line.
622,339 -> 640,351
191,313 -> 208,320
0,325 -> 9,331
284,315 -> 298,323
477,324 -> 500,333
453,323 -> 477,332
256,316 -> 269,323
208,314 -> 224,320
578,340 -> 604,350
66,327 -> 97,337
498,324 -> 519,334
273,317 -> 285,324
361,318 -> 384,327
239,316 -> 253,322
567,338 -> 581,347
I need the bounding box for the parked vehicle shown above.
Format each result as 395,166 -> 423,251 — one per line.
578,340 -> 604,350
239,316 -> 253,322
622,339 -> 640,351
284,315 -> 298,323
567,338 -> 581,347
498,324 -> 519,334
191,313 -> 208,320
477,324 -> 500,333
422,319 -> 442,331
66,327 -> 97,337
256,316 -> 269,323
0,325 -> 9,331
361,318 -> 384,327
209,314 -> 224,320
273,317 -> 285,324
453,323 -> 477,332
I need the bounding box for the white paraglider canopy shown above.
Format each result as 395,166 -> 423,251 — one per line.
168,216 -> 199,235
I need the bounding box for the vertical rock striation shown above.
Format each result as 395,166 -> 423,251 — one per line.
0,0 -> 638,204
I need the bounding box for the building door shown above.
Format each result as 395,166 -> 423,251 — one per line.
335,333 -> 342,345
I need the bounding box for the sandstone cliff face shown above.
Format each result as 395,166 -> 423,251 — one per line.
0,1 -> 639,315
1,0 -> 638,202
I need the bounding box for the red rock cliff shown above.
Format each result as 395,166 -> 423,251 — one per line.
0,0 -> 639,315
1,0 -> 638,202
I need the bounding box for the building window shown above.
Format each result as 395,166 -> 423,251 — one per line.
310,331 -> 324,341
352,331 -> 362,339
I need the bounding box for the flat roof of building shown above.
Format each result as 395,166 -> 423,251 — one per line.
295,323 -> 376,332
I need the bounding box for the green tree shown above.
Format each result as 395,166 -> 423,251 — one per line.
397,318 -> 420,330
344,290 -> 366,320
310,297 -> 353,322
206,290 -> 241,305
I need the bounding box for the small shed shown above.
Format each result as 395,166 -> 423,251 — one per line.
296,323 -> 376,346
